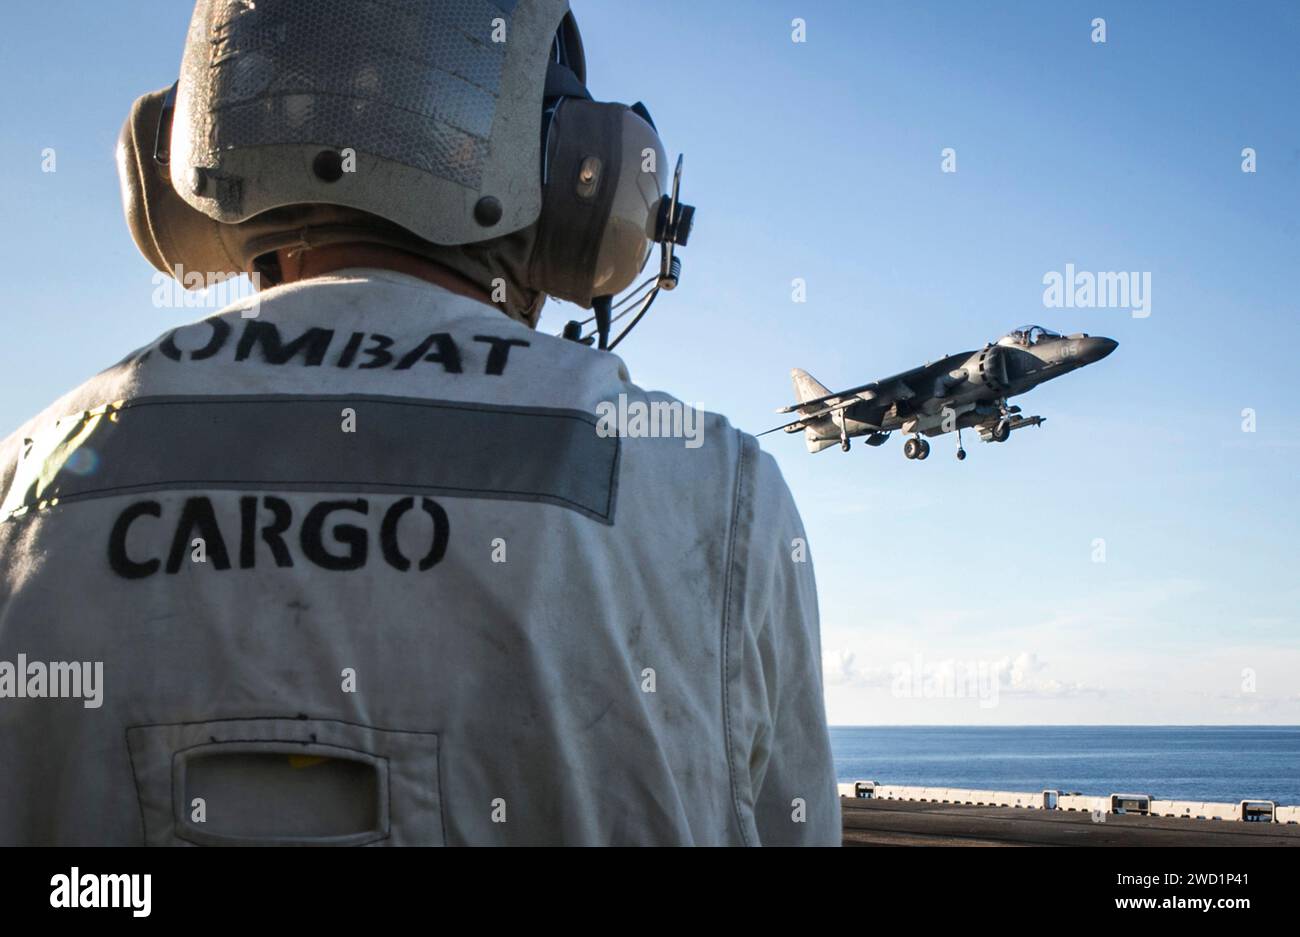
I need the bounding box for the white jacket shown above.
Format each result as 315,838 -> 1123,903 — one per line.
0,270 -> 838,845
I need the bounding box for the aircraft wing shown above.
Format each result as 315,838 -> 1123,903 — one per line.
774,354 -> 972,415
757,409 -> 844,436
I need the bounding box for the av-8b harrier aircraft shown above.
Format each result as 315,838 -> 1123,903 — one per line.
762,326 -> 1117,461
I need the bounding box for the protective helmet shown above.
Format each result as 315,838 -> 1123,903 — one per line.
117,0 -> 693,338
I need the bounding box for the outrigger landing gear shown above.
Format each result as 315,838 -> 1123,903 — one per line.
903,437 -> 930,460
839,424 -> 850,452
956,427 -> 966,461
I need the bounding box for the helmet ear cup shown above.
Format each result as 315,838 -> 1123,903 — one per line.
528,98 -> 666,308
592,108 -> 667,296
116,87 -> 243,282
529,98 -> 625,308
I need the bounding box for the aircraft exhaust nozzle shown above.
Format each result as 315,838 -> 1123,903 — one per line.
805,428 -> 839,453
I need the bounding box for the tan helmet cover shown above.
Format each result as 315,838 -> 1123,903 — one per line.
118,86 -> 547,326
119,82 -> 675,330
170,0 -> 571,246
118,2 -> 683,330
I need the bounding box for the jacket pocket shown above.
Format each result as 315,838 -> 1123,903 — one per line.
126,717 -> 442,846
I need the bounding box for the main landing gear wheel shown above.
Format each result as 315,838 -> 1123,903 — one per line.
917,439 -> 930,460
903,438 -> 930,460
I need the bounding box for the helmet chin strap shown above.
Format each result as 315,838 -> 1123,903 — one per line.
606,280 -> 661,351
561,272 -> 661,349
593,294 -> 613,350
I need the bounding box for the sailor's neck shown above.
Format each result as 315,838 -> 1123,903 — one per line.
273,243 -> 496,308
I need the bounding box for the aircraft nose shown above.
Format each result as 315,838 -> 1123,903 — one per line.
1080,336 -> 1118,363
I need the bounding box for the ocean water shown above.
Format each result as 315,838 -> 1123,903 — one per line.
830,726 -> 1300,804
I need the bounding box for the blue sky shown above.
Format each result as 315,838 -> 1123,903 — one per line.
1,1 -> 1296,723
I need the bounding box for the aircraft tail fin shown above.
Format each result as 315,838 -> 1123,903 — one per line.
789,368 -> 841,453
791,368 -> 832,406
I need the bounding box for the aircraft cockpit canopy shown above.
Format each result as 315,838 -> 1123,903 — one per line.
999,325 -> 1061,347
